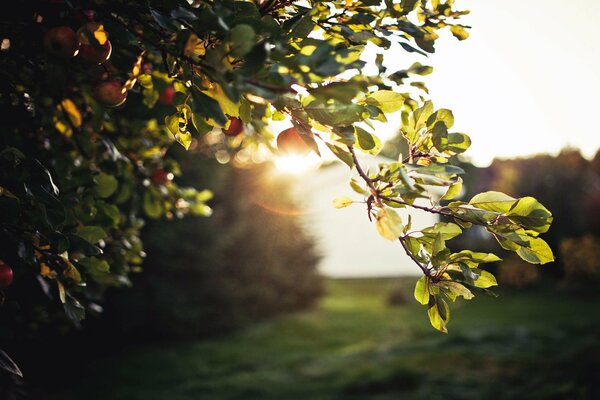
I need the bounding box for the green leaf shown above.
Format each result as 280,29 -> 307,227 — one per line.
445,204 -> 501,225
305,101 -> 364,126
473,270 -> 498,288
431,121 -> 448,152
432,233 -> 445,256
441,177 -> 462,201
413,164 -> 464,180
449,250 -> 501,265
355,127 -> 382,155
79,256 -> 110,275
506,197 -> 553,233
75,226 -> 107,244
230,24 -> 256,57
97,202 -> 120,227
191,91 -> 227,126
310,82 -> 362,102
375,208 -> 404,241
326,143 -> 354,168
421,222 -> 462,240
143,190 -> 163,219
440,281 -> 474,300
427,108 -> 454,129
95,173 -> 118,198
469,191 -> 516,213
445,132 -> 471,154
404,236 -> 424,260
333,196 -> 353,209
350,179 -> 367,195
191,114 -> 212,136
516,237 -> 555,264
413,101 -> 434,131
365,90 -> 404,113
427,296 -> 449,333
414,276 -> 430,305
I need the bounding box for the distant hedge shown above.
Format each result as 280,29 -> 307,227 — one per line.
101,158 -> 324,339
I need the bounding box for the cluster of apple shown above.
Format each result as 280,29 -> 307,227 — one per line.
43,23 -> 126,107
223,116 -> 311,156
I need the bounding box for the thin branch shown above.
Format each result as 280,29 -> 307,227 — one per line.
399,236 -> 432,278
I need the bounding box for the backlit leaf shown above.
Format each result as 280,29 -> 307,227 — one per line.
414,276 -> 430,305
333,196 -> 353,209
473,270 -> 498,288
441,177 -> 462,201
365,90 -> 404,113
375,208 -> 404,241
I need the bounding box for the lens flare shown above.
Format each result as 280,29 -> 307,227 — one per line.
274,153 -> 321,175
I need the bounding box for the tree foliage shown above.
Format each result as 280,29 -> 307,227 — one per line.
0,0 -> 553,334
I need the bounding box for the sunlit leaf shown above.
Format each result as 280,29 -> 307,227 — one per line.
375,208 -> 404,241
75,226 -> 107,244
414,276 -> 430,305
333,196 -> 353,209
365,90 -> 404,113
427,296 -> 449,333
441,177 -> 463,201
60,99 -> 82,128
473,270 -> 498,288
469,191 -> 516,213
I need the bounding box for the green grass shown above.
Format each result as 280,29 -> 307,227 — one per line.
54,278 -> 600,400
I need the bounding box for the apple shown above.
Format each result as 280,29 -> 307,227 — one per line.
276,127 -> 311,156
223,117 -> 244,137
150,169 -> 173,185
94,80 -> 127,107
0,260 -> 13,289
158,86 -> 176,105
77,22 -> 112,64
43,26 -> 80,59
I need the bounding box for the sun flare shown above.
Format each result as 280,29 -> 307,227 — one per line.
274,153 -> 321,175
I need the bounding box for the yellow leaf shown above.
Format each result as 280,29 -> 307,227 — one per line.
332,196 -> 353,209
92,24 -> 108,45
204,83 -> 239,118
53,117 -> 72,138
414,276 -> 430,305
57,281 -> 66,303
60,99 -> 82,127
184,33 -> 206,58
40,263 -> 57,279
474,270 -> 498,288
63,262 -> 82,283
375,208 -> 404,241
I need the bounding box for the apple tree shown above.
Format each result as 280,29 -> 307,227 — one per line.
0,0 -> 553,335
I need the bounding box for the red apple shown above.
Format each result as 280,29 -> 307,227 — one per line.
150,169 -> 173,185
43,26 -> 80,59
77,22 -> 112,64
158,86 -> 176,105
223,117 -> 244,137
94,80 -> 127,107
276,127 -> 311,156
0,260 -> 13,289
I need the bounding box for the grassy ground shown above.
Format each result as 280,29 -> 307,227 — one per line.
54,278 -> 599,400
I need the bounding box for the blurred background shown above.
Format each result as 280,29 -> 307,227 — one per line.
2,0 -> 600,399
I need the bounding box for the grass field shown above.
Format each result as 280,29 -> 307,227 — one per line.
54,278 -> 599,400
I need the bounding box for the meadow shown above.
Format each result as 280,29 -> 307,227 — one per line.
53,278 -> 599,400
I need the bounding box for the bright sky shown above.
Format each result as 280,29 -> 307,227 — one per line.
424,0 -> 600,166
